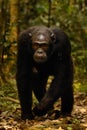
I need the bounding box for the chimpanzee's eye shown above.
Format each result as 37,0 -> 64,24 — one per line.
32,42 -> 49,51
41,43 -> 49,51
32,43 -> 39,50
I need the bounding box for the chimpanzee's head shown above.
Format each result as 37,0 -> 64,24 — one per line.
29,26 -> 55,63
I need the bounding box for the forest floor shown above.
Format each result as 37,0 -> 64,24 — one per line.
0,92 -> 87,130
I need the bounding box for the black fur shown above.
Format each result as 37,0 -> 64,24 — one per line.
16,26 -> 74,120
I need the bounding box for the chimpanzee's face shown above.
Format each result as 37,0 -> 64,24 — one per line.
29,27 -> 55,63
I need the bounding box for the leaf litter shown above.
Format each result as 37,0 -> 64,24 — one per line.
0,92 -> 87,130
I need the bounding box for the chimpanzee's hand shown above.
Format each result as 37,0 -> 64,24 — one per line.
33,105 -> 47,116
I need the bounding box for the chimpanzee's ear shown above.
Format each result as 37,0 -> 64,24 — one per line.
28,26 -> 37,37
51,33 -> 56,43
28,33 -> 32,37
28,27 -> 34,37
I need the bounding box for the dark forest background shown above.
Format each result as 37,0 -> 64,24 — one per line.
0,0 -> 87,104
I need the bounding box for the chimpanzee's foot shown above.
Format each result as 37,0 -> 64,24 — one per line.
21,113 -> 34,120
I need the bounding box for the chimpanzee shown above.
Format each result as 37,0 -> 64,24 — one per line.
16,26 -> 74,120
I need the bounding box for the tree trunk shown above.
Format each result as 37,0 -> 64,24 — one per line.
9,0 -> 19,43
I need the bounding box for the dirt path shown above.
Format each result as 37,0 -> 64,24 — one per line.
0,92 -> 87,130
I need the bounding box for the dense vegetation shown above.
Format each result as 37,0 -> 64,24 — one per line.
0,0 -> 87,103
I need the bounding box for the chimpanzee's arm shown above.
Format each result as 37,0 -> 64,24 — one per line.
16,31 -> 34,119
33,60 -> 73,116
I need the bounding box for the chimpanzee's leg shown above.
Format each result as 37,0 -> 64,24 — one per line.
61,85 -> 74,116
